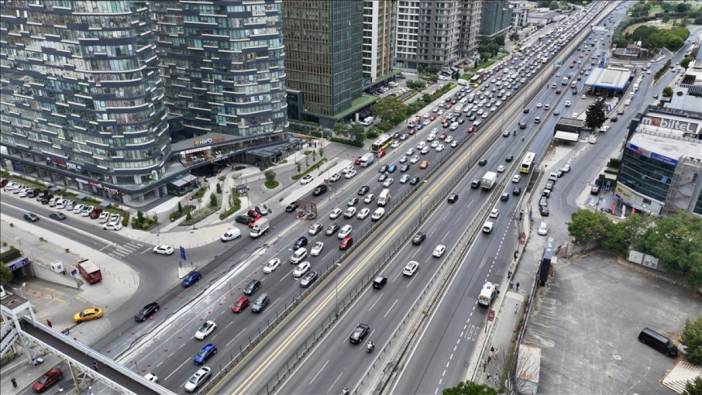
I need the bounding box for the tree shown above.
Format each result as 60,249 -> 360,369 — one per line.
682,317 -> 702,366
662,86 -> 673,97
681,57 -> 691,69
567,209 -> 611,248
585,99 -> 606,129
264,170 -> 276,183
0,264 -> 13,285
493,35 -> 505,47
684,376 -> 702,395
372,96 -> 408,126
676,2 -> 690,13
509,32 -> 520,42
209,193 -> 217,208
318,147 -> 324,157
137,210 -> 144,221
334,122 -> 351,136
443,381 -> 497,395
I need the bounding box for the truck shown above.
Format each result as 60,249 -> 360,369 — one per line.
377,188 -> 391,207
481,171 -> 498,191
249,217 -> 270,238
478,281 -> 497,307
77,259 -> 102,285
359,152 -> 375,168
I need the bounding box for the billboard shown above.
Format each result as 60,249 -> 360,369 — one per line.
641,115 -> 700,137
626,143 -> 679,167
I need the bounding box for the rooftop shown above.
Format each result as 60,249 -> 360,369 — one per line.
628,131 -> 702,164
584,67 -> 631,90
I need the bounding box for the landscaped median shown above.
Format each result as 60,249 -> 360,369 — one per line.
291,157 -> 328,181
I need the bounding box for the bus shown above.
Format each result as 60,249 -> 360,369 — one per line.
520,152 -> 536,174
371,133 -> 393,154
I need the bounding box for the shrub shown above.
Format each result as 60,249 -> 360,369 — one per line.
169,205 -> 195,221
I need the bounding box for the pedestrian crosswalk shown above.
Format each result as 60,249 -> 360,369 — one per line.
106,241 -> 148,259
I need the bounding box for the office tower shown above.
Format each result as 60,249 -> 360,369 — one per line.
0,0 -> 170,203
151,0 -> 288,141
363,0 -> 395,84
283,0 -> 364,126
480,0 -> 513,38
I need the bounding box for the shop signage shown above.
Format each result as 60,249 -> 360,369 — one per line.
642,116 -> 699,134
193,136 -> 225,147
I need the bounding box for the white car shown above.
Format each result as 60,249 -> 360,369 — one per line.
538,221 -> 549,236
363,193 -> 375,204
344,169 -> 357,179
73,204 -> 85,214
343,207 -> 357,219
329,208 -> 342,219
432,244 -> 446,258
406,148 -> 415,156
329,172 -> 341,182
263,258 -> 280,274
299,174 -> 314,185
383,178 -> 394,188
221,228 -> 241,241
371,207 -> 385,221
496,165 -> 505,173
293,261 -> 311,278
410,155 -> 420,164
430,140 -> 438,148
482,221 -> 494,233
420,146 -> 430,155
310,241 -> 324,256
403,261 -> 419,277
489,208 -> 499,219
564,100 -> 572,107
81,206 -> 94,217
184,366 -> 211,393
356,208 -> 370,220
308,223 -> 323,236
144,372 -> 158,383
337,224 -> 352,239
399,155 -> 408,164
512,174 -> 521,183
108,214 -> 121,224
98,212 -> 110,223
391,141 -> 400,148
435,144 -> 445,152
400,174 -> 410,184
103,222 -> 122,231
451,141 -> 458,148
194,320 -> 217,340
153,245 -> 175,255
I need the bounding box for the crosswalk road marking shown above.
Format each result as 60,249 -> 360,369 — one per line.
107,241 -> 146,258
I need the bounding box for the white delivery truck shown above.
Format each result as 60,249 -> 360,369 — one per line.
377,188 -> 391,207
249,217 -> 270,238
481,171 -> 498,190
359,152 -> 375,167
478,281 -> 497,307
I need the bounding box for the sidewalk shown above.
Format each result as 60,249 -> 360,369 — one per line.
0,354 -> 64,395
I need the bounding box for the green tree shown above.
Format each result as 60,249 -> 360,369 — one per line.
568,209 -> 611,248
0,264 -> 13,285
662,86 -> 673,97
334,122 -> 351,136
684,376 -> 702,395
318,147 -> 324,157
509,32 -> 520,42
443,381 -> 497,395
209,193 -> 217,208
264,170 -> 276,183
421,93 -> 432,103
372,96 -> 408,126
676,2 -> 690,13
585,99 -> 607,129
682,317 -> 702,366
137,210 -> 144,221
493,35 -> 505,47
681,58 -> 692,70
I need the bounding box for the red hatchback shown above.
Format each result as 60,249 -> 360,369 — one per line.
231,296 -> 249,313
339,236 -> 353,251
32,367 -> 63,393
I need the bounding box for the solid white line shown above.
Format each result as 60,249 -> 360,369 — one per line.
279,270 -> 293,282
327,371 -> 344,393
383,299 -> 399,318
164,357 -> 190,381
309,360 -> 330,385
140,247 -> 151,254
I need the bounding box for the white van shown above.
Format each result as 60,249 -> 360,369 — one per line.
249,218 -> 270,238
290,247 -> 308,264
377,189 -> 391,207
478,282 -> 497,307
482,221 -> 494,233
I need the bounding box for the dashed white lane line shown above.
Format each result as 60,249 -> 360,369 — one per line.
309,359 -> 329,385
383,299 -> 399,318
164,357 -> 190,381
368,293 -> 383,312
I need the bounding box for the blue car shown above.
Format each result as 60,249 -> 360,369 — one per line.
194,343 -> 217,365
181,271 -> 202,288
387,164 -> 397,173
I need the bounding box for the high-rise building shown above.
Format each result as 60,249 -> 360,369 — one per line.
0,0 -> 171,204
480,0 -> 513,38
362,0 -> 395,85
395,0 -> 481,70
509,1 -> 529,29
151,0 -> 288,142
283,1 -> 364,127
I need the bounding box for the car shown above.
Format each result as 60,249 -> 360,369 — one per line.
349,323 -> 371,344
387,164 -> 397,173
285,201 -> 299,213
489,208 -> 499,219
377,173 -> 387,182
134,302 -> 160,322
383,177 -> 394,187
400,164 -> 410,173
310,241 -> 325,256
339,235 -> 353,250
371,207 -> 385,221
243,279 -> 261,296
300,174 -> 314,185
561,163 -> 571,173
49,212 -> 66,221
409,176 -> 420,185
308,222 -> 323,236
471,180 -> 480,189
329,172 -> 341,182
262,258 -> 280,274
523,107 -> 530,113
482,221 -> 494,233
537,221 -> 549,236
184,366 -> 211,393
447,193 -> 459,203
344,169 -> 357,179
357,185 -> 370,196
194,320 -> 217,340
294,236 -> 308,249
32,367 -> 63,393
144,372 -> 159,383
540,205 -> 550,217
97,212 -> 110,223
337,224 -> 353,239
251,293 -> 270,313
398,174 -> 409,184
24,212 -> 40,222
235,214 -> 253,225
153,245 -> 175,255
478,159 -> 487,166
432,244 -> 446,258
81,206 -> 94,217
103,222 -> 122,231
513,186 -> 522,196
419,160 -> 429,170
500,193 -> 509,202
564,100 -> 571,107
313,184 -> 328,196
505,155 -> 514,162
194,343 -> 217,365
347,197 -> 359,207
496,165 -> 505,173
73,307 -> 104,323
512,174 -> 521,183
590,185 -> 600,195
343,207 -> 357,219
300,271 -> 319,288
231,296 -> 249,313
72,203 -> 85,214
181,271 -> 202,288
412,232 -> 426,245
403,261 -> 419,276
420,146 -> 430,155
410,155 -> 420,164
221,228 -> 241,241
293,261 -> 311,278
356,208 -> 370,220
363,193 -> 375,204
326,223 -> 340,236
329,208 -> 342,219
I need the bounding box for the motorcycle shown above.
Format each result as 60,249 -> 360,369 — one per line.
366,341 -> 375,353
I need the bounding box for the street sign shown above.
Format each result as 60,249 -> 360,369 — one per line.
180,246 -> 187,261
488,309 -> 495,321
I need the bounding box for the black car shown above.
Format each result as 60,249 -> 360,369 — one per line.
372,276 -> 387,289
313,184 -> 328,196
447,193 -> 459,204
294,236 -> 308,250
478,159 -> 487,166
505,155 -> 514,162
325,223 -> 340,236
512,186 -> 522,196
357,186 -> 370,196
500,193 -> 510,202
409,177 -> 420,185
349,323 -> 370,344
24,212 -> 39,222
243,279 -> 261,296
523,108 -> 529,113
471,180 -> 480,189
540,205 -> 550,217
235,215 -> 253,225
285,201 -> 299,213
49,212 -> 66,221
134,302 -> 160,322
251,294 -> 269,313
300,271 -> 319,288
412,232 -> 426,245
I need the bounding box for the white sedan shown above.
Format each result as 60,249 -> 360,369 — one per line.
410,155 -> 420,164
371,208 -> 385,221
293,261 -> 311,278
344,169 -> 357,179
403,261 -> 419,277
310,241 -> 324,256
512,174 -> 521,183
496,165 -> 505,173
263,258 -> 280,274
103,222 -> 122,231
489,208 -> 499,219
343,207 -> 357,219
356,208 -> 370,220
194,320 -> 216,340
299,174 -> 314,185
153,245 -> 175,255
432,244 -> 446,258
144,373 -> 158,383
329,208 -> 342,219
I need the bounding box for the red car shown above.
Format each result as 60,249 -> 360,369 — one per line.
339,236 -> 353,250
354,157 -> 362,166
32,367 -> 63,393
231,296 -> 249,313
377,149 -> 386,158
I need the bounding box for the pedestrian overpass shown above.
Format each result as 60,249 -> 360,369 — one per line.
1,291 -> 174,395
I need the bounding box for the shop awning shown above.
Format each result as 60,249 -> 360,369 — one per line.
554,131 -> 579,142
169,174 -> 197,188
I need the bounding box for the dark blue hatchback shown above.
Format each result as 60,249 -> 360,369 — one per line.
181,271 -> 202,288
194,343 -> 217,365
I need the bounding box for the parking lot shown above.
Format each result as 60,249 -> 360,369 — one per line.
524,252 -> 701,395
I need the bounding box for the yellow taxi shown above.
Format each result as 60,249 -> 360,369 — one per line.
73,307 -> 104,323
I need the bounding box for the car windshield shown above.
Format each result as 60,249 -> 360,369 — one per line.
353,328 -> 364,338
199,322 -> 210,331
37,375 -> 50,384
188,375 -> 200,384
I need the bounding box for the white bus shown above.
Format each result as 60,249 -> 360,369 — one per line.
377,188 -> 391,207
520,152 -> 536,174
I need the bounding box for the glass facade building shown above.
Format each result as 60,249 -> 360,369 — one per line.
480,0 -> 512,38
0,0 -> 170,203
151,0 -> 288,141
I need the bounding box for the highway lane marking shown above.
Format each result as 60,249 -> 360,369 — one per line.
164,356 -> 191,381
99,244 -> 111,251
367,293 -> 383,312
327,371 -> 344,394
406,274 -> 417,288
226,328 -> 247,348
383,299 -> 399,319
309,360 -> 329,385
140,246 -> 151,254
279,270 -> 293,282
